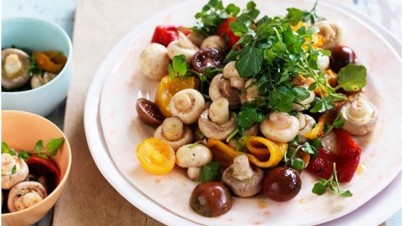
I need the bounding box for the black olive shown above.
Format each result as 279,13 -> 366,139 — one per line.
191,48 -> 224,73
189,181 -> 232,217
330,46 -> 357,73
262,166 -> 301,202
136,98 -> 164,127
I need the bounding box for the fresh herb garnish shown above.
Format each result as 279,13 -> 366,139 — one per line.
168,55 -> 188,78
335,64 -> 367,92
312,163 -> 353,197
34,138 -> 65,158
200,161 -> 221,182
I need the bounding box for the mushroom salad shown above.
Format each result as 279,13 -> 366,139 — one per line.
135,0 -> 376,217
1,138 -> 64,213
1,46 -> 67,91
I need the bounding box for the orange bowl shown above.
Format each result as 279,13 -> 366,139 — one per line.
1,110 -> 72,226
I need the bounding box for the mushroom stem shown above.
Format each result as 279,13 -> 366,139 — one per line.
208,98 -> 230,124
173,92 -> 193,111
231,154 -> 253,180
162,117 -> 184,141
4,54 -> 23,77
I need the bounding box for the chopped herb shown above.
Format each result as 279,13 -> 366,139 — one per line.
47,138 -> 65,156
18,151 -> 30,161
11,165 -> 17,175
168,55 -> 188,78
200,161 -> 221,182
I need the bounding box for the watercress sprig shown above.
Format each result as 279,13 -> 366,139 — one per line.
312,163 -> 353,197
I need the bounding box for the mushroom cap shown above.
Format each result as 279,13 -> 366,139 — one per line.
1,153 -> 29,189
167,32 -> 199,63
154,123 -> 193,151
209,74 -> 241,107
222,161 -> 264,197
1,48 -> 31,89
260,112 -> 300,143
139,43 -> 170,80
198,109 -> 236,141
340,98 -> 377,136
7,181 -> 48,212
176,144 -> 212,168
169,88 -> 206,125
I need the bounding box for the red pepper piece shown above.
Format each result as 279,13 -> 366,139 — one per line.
307,129 -> 361,183
216,17 -> 240,47
26,155 -> 61,185
151,25 -> 179,47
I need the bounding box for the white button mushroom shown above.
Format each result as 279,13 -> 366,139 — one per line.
292,86 -> 315,111
209,73 -> 241,107
240,78 -> 264,104
168,88 -> 205,124
223,61 -> 246,90
187,31 -> 206,47
260,112 -> 300,143
139,43 -> 170,80
1,48 -> 31,89
198,98 -> 237,141
297,113 -> 316,142
200,35 -> 227,52
176,144 -> 213,181
340,98 -> 377,135
30,72 -> 57,89
167,32 -> 199,63
154,117 -> 193,151
7,181 -> 47,212
317,53 -> 330,70
222,154 -> 264,197
316,20 -> 346,50
1,153 -> 29,189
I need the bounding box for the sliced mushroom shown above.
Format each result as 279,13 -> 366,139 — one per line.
1,153 -> 29,189
260,112 -> 300,143
7,181 -> 47,212
139,43 -> 170,80
240,79 -> 264,104
1,48 -> 31,89
167,32 -> 199,63
340,98 -> 377,135
176,144 -> 212,181
198,98 -> 236,140
200,35 -> 227,52
222,154 -> 264,197
292,86 -> 315,111
154,117 -> 193,151
209,74 -> 241,107
30,72 -> 57,89
169,89 -> 205,125
297,113 -> 316,142
316,20 -> 346,50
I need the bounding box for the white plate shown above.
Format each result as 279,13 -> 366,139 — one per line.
84,0 -> 401,225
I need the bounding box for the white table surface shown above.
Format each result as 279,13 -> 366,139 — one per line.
2,0 -> 401,225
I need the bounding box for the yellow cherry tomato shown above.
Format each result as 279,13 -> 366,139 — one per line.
155,75 -> 200,118
136,138 -> 175,175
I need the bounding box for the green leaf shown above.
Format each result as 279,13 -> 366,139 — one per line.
312,180 -> 327,195
292,86 -> 310,101
38,153 -> 49,159
11,165 -> 17,175
2,142 -> 10,153
310,97 -> 334,113
200,161 -> 221,182
332,112 -> 345,128
47,138 -> 64,156
235,45 -> 263,78
225,3 -> 240,16
290,158 -> 304,171
237,107 -> 265,132
18,151 -> 30,161
35,140 -> 44,152
336,64 -> 367,92
169,55 -> 188,78
268,86 -> 294,112
300,142 -> 316,155
340,190 -> 353,197
230,21 -> 248,35
286,8 -> 304,25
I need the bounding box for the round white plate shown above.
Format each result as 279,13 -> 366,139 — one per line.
85,0 -> 401,225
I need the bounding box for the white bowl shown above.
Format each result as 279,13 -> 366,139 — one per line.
1,17 -> 73,116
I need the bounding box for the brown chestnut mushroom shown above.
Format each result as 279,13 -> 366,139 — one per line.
1,48 -> 31,89
136,98 -> 165,127
189,181 -> 232,217
222,154 -> 264,197
191,48 -> 224,73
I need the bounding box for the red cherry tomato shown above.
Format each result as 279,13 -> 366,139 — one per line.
216,17 -> 240,47
151,25 -> 180,47
26,155 -> 61,185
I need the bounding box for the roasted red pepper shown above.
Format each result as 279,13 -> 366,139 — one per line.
151,25 -> 180,47
26,155 -> 61,185
216,17 -> 240,47
307,129 -> 361,183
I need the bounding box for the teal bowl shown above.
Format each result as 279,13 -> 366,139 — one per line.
1,17 -> 73,116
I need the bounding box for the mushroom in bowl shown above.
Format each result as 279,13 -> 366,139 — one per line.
1,110 -> 72,226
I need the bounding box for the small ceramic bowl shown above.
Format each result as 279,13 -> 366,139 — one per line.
1,17 -> 73,116
1,110 -> 72,226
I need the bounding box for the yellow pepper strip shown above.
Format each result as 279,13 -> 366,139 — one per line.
245,136 -> 287,168
33,51 -> 67,74
303,112 -> 329,139
206,137 -> 287,169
